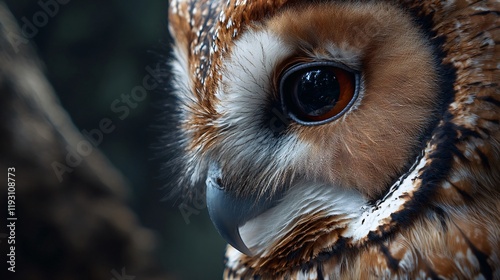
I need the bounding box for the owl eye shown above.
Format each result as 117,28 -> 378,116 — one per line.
280,62 -> 359,125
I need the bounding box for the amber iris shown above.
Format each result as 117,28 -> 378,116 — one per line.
281,63 -> 356,124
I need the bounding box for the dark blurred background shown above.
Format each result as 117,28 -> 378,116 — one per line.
3,0 -> 226,279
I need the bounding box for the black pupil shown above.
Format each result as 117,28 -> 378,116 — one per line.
292,68 -> 340,116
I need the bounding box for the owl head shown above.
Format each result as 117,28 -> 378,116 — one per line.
166,0 -> 499,278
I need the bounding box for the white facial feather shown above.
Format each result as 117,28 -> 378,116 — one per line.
213,28 -> 309,194
346,155 -> 427,241
240,181 -> 366,256
170,45 -> 193,114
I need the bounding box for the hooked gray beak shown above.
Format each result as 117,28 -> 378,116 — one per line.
205,163 -> 282,256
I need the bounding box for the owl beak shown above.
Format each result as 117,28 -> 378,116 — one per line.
205,163 -> 282,256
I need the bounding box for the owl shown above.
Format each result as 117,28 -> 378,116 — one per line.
166,0 -> 500,279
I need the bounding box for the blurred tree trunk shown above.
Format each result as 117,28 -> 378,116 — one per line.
0,2 -> 170,279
